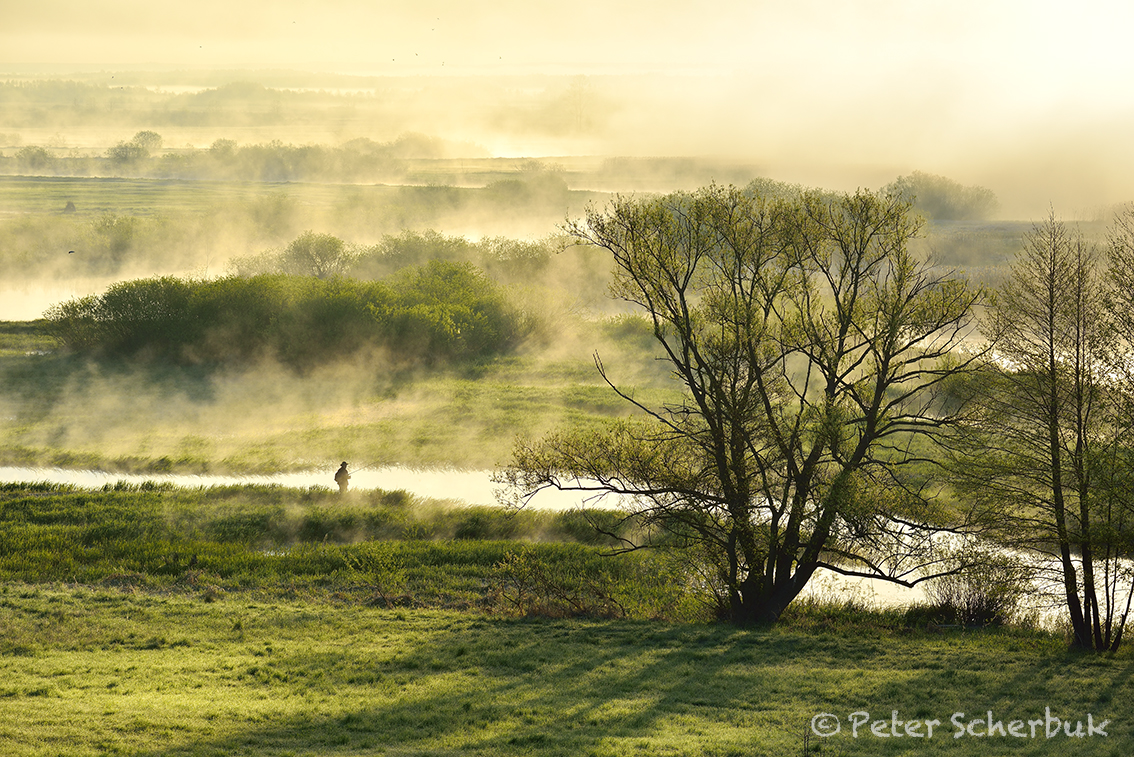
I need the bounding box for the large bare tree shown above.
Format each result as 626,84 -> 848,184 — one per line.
501,184 -> 987,624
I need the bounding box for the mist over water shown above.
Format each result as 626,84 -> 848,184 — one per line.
0,465 -> 589,511
0,280 -> 112,321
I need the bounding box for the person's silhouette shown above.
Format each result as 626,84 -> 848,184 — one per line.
334,462 -> 350,494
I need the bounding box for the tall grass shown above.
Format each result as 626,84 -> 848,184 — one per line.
0,483 -> 677,611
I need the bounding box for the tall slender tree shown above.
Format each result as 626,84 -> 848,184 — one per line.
959,209 -> 1134,650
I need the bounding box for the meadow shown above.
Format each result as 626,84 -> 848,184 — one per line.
0,315 -> 672,474
1,482 -> 1131,756
1,584 -> 1128,756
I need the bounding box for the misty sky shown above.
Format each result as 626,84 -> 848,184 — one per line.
5,0 -> 1134,216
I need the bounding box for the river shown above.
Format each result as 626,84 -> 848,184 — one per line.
0,463 -> 928,607
0,464 -> 600,511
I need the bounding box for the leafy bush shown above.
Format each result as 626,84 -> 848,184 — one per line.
376,260 -> 520,362
45,262 -> 529,368
347,228 -> 563,285
488,545 -> 702,621
921,551 -> 1030,627
279,230 -> 353,279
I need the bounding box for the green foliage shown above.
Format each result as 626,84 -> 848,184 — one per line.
0,483 -> 681,614
347,228 -> 568,285
955,209 -> 1134,651
511,184 -> 986,625
44,263 -> 529,368
14,145 -> 52,172
922,552 -> 1032,627
105,142 -> 149,163
343,542 -> 407,605
278,229 -> 352,279
374,261 -> 519,363
130,130 -> 162,152
884,170 -> 999,221
351,228 -> 477,277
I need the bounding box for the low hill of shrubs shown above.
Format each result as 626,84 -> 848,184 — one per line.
45,261 -> 532,368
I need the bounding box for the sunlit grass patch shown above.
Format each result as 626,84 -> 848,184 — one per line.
0,484 -> 663,612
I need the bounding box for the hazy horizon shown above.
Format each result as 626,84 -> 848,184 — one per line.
4,0 -> 1134,218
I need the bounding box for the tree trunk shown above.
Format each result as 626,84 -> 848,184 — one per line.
731,565 -> 815,625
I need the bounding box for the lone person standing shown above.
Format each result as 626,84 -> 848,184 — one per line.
334,461 -> 350,494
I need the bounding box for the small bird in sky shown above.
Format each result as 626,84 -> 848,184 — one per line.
68,250 -> 76,254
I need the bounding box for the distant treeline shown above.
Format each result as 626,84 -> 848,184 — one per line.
235,228 -> 583,284
0,80 -> 447,132
0,76 -> 602,139
45,262 -> 535,368
2,131 -> 477,184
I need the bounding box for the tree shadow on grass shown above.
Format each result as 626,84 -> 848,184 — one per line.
91,615 -> 1134,757
122,617 -> 827,757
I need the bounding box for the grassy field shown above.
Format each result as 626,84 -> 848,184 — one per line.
1,335 -> 1130,755
0,481 -> 665,605
0,583 -> 1128,757
0,175 -> 307,218
0,481 -> 1131,755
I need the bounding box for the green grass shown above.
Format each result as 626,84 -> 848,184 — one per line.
0,584 -> 1128,756
0,483 -> 680,619
0,486 -> 1129,755
0,319 -> 58,356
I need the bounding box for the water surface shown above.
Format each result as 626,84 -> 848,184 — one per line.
0,465 -> 592,511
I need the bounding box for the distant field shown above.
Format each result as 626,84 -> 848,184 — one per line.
0,174 -> 479,218
0,173 -> 610,277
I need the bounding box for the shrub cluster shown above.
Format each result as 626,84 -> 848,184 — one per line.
487,545 -> 699,620
920,552 -> 1030,628
883,170 -> 1000,221
45,261 -> 528,367
232,228 -> 583,288
151,137 -> 410,183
